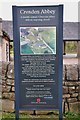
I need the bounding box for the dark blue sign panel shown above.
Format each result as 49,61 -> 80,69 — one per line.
13,5 -> 63,111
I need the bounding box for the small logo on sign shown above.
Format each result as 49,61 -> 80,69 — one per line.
37,98 -> 40,103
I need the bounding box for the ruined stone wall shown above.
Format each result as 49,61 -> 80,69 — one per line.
0,62 -> 80,113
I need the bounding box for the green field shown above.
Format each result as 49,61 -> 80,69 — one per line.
21,44 -> 33,54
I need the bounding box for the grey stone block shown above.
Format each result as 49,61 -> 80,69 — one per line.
69,102 -> 80,114
68,86 -> 76,94
6,79 -> 14,86
66,65 -> 78,80
70,93 -> 78,98
2,92 -> 15,100
63,94 -> 70,99
7,62 -> 14,79
2,99 -> 14,112
63,86 -> 68,94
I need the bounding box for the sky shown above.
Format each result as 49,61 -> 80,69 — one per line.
0,0 -> 79,22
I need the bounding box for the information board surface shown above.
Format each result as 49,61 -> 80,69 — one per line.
13,5 -> 63,110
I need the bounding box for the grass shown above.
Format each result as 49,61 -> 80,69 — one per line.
65,41 -> 77,54
63,112 -> 80,120
0,111 -> 80,120
1,111 -> 59,120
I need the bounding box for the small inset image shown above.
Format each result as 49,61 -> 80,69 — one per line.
20,27 -> 56,54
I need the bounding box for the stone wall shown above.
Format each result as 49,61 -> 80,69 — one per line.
0,62 -> 80,113
1,62 -> 14,112
63,64 -> 80,114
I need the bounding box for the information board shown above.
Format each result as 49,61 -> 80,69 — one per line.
13,5 -> 63,112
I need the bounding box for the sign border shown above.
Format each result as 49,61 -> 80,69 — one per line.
12,5 -> 63,120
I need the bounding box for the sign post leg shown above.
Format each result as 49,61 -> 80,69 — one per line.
33,110 -> 36,115
15,110 -> 19,120
15,99 -> 19,120
59,108 -> 63,120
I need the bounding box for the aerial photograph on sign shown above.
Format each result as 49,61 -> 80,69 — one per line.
20,27 -> 56,54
